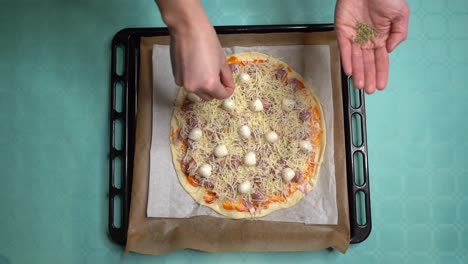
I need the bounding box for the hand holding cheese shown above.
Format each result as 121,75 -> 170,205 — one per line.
155,0 -> 234,100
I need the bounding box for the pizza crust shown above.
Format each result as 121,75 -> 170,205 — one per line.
170,52 -> 326,219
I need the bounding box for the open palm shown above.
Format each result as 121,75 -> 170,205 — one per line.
335,0 -> 409,93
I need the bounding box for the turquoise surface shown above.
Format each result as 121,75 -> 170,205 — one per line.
1,0 -> 467,263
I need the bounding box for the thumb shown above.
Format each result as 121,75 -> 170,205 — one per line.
386,14 -> 409,53
212,63 -> 234,99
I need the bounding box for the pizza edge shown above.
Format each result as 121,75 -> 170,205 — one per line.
169,51 -> 327,219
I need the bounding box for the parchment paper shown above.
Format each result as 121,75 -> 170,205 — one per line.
126,32 -> 350,255
148,45 -> 337,225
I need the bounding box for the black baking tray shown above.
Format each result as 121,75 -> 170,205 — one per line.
108,24 -> 371,247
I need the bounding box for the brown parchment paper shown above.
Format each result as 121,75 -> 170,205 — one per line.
126,31 -> 350,254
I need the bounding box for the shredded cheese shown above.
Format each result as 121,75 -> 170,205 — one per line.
173,55 -> 322,207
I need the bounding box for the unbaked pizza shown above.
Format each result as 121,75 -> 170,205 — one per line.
170,52 -> 325,218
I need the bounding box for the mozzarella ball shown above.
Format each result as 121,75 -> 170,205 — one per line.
198,164 -> 212,178
188,128 -> 203,141
214,144 -> 228,158
239,73 -> 251,83
238,181 -> 252,194
238,125 -> 251,139
243,152 -> 257,166
265,131 -> 279,143
249,99 -> 264,112
299,140 -> 313,153
282,98 -> 295,111
187,93 -> 202,103
222,98 -> 235,111
281,168 -> 295,182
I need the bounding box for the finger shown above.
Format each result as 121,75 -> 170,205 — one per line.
375,47 -> 389,90
220,63 -> 235,94
206,75 -> 234,100
170,40 -> 182,85
337,34 -> 352,76
351,44 -> 365,89
363,49 -> 376,94
197,92 -> 213,101
386,14 -> 409,53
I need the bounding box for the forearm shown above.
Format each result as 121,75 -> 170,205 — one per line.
155,0 -> 211,34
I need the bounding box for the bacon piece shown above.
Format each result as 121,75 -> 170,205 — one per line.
245,201 -> 256,214
261,98 -> 273,114
299,109 -> 311,122
231,155 -> 242,169
253,176 -> 262,185
275,68 -> 288,81
296,182 -> 308,194
257,159 -> 268,169
287,78 -> 298,90
277,159 -> 287,167
251,191 -> 265,201
187,139 -> 197,150
229,63 -> 239,73
185,159 -> 198,176
202,179 -> 214,190
292,171 -> 303,183
181,100 -> 194,112
187,116 -> 198,129
179,128 -> 189,140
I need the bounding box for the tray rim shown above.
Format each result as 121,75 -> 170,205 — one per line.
108,24 -> 372,247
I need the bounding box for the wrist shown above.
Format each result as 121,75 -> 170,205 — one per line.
156,0 -> 210,35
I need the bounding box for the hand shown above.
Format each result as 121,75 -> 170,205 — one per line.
156,0 -> 234,100
335,0 -> 410,94
169,23 -> 234,100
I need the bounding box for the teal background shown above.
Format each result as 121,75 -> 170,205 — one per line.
1,0 -> 467,263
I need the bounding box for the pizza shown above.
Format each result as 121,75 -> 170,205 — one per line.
169,52 -> 326,219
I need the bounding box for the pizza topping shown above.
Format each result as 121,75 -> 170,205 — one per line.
265,131 -> 279,143
292,170 -> 304,183
187,139 -> 197,150
238,125 -> 252,139
249,99 -> 264,112
239,73 -> 251,83
245,201 -> 256,214
202,179 -> 215,189
186,159 -> 198,176
299,140 -> 313,153
198,163 -> 212,178
230,155 -> 242,169
181,101 -> 194,112
229,63 -> 239,73
297,182 -> 308,194
222,98 -> 236,112
238,181 -> 252,194
188,128 -> 203,141
261,98 -> 274,114
172,53 -> 324,216
243,152 -> 257,166
282,98 -> 296,112
299,109 -> 312,122
187,93 -> 202,103
281,168 -> 295,182
277,159 -> 287,167
251,191 -> 265,201
214,144 -> 228,158
275,68 -> 288,81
